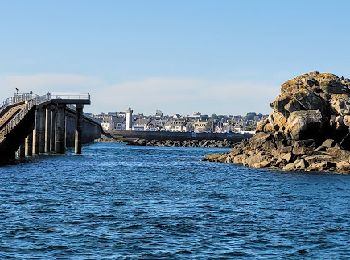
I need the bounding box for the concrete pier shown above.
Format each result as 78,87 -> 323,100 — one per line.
18,141 -> 26,159
8,152 -> 15,162
55,104 -> 66,154
0,92 -> 101,165
50,107 -> 57,153
25,133 -> 33,157
39,108 -> 46,154
32,107 -> 44,155
45,106 -> 52,153
75,104 -> 83,154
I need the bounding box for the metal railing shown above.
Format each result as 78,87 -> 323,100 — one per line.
1,93 -> 51,138
50,93 -> 90,100
0,93 -> 34,116
0,92 -> 90,142
0,92 -> 90,115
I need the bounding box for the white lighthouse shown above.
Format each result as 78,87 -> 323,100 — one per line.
126,108 -> 133,130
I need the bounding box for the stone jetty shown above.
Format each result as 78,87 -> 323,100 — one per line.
126,138 -> 235,148
204,72 -> 350,173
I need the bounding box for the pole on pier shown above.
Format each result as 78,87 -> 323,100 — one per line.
75,104 -> 83,154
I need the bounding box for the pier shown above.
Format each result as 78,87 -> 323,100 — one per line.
0,93 -> 102,164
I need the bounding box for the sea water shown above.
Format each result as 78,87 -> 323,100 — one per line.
0,143 -> 349,258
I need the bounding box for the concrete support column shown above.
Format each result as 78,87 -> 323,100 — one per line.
75,104 -> 84,154
18,141 -> 26,159
39,108 -> 46,154
45,106 -> 52,153
51,107 -> 57,153
55,104 -> 66,154
8,152 -> 15,162
32,107 -> 44,155
25,133 -> 33,157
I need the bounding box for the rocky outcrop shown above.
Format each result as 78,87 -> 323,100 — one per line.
204,72 -> 350,173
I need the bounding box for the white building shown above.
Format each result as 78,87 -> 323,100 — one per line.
126,108 -> 133,130
164,119 -> 188,132
101,121 -> 114,131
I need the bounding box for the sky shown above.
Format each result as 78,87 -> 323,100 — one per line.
0,0 -> 349,115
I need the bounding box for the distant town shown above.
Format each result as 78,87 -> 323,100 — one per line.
86,109 -> 268,134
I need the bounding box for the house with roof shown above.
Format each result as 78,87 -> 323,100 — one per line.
164,118 -> 188,132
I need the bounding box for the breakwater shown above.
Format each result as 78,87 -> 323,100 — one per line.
110,130 -> 252,142
127,138 -> 235,148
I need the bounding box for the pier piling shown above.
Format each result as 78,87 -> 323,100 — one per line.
75,104 -> 83,154
44,106 -> 52,153
55,104 -> 66,154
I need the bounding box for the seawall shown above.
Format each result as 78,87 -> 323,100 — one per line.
110,130 -> 252,142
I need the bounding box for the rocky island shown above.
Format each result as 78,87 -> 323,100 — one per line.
204,71 -> 350,173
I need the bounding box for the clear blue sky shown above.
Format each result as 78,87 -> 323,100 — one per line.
0,0 -> 349,115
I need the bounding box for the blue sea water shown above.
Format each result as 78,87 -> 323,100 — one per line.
0,143 -> 349,259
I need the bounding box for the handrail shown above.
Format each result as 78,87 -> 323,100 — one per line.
0,93 -> 35,116
0,93 -> 51,138
0,92 -> 90,115
0,92 -> 90,142
50,93 -> 90,100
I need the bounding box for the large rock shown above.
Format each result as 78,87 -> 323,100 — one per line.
283,90 -> 328,115
205,71 -> 350,173
285,110 -> 323,140
269,112 -> 287,132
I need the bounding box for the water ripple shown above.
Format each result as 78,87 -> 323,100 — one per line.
0,143 -> 349,258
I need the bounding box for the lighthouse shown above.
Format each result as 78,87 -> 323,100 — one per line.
126,108 -> 133,130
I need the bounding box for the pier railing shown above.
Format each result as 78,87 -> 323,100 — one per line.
50,93 -> 90,101
0,92 -> 91,142
0,94 -> 51,140
0,93 -> 90,116
0,93 -> 34,116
